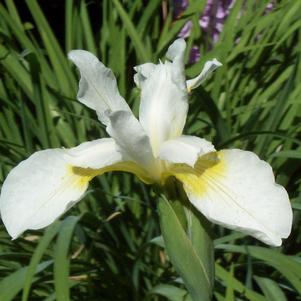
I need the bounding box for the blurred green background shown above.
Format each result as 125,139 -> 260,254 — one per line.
0,0 -> 300,300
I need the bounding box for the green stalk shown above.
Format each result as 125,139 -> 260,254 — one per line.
157,179 -> 214,301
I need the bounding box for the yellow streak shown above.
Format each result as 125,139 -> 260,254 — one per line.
67,161 -> 155,189
171,151 -> 226,196
68,166 -> 100,188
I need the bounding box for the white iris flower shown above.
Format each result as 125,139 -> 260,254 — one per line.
0,39 -> 292,246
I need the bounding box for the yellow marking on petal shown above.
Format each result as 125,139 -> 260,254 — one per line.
68,166 -> 101,188
67,161 -> 155,189
171,151 -> 226,196
106,162 -> 155,184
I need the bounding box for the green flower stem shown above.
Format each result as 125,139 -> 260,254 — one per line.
157,178 -> 214,301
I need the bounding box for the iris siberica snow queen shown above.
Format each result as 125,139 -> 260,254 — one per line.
0,39 -> 292,246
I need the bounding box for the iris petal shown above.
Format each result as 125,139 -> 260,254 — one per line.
173,149 -> 292,246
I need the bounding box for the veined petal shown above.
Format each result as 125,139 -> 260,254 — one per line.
0,149 -> 93,239
186,58 -> 222,92
158,135 -> 215,167
0,139 -> 152,239
68,50 -> 131,125
173,150 -> 292,246
138,39 -> 188,155
106,110 -> 157,176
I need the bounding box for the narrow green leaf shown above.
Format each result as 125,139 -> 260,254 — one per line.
254,276 -> 288,301
271,150 -> 301,159
150,284 -> 192,301
80,0 -> 97,54
22,222 -> 61,301
4,0 -> 23,29
65,0 -> 74,53
217,244 -> 301,294
54,216 -> 81,301
0,261 -> 52,301
187,205 -> 214,289
216,264 -> 267,301
26,0 -> 76,94
111,0 -> 149,62
225,265 -> 235,301
192,87 -> 230,144
158,195 -> 212,301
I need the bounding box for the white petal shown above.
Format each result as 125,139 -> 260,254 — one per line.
158,135 -> 215,167
186,58 -> 222,91
174,150 -> 292,246
106,110 -> 156,175
65,138 -> 122,169
166,38 -> 186,61
0,149 -> 88,239
166,38 -> 187,90
0,139 -> 125,239
138,39 -> 188,155
133,63 -> 156,88
66,137 -> 154,184
68,50 -> 131,125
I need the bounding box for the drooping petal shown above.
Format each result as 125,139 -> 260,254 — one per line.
65,138 -> 122,169
106,110 -> 158,179
158,135 -> 215,167
0,139 -> 128,239
68,50 -> 131,125
66,137 -> 154,184
138,39 -> 188,155
186,58 -> 222,92
0,149 -> 89,239
173,149 -> 292,246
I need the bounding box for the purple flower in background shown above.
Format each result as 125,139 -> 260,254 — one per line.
265,2 -> 274,13
175,0 -> 235,41
200,0 -> 235,43
189,45 -> 201,64
173,0 -> 189,19
174,0 -> 235,63
172,0 -> 274,63
179,20 -> 193,39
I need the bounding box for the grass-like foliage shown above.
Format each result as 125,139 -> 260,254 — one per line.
0,0 -> 300,300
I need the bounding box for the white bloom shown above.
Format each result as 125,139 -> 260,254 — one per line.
0,39 -> 292,246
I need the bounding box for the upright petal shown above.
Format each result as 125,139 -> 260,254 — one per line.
138,39 -> 188,155
0,139 -> 125,239
106,110 -> 158,179
158,135 -> 215,167
166,38 -> 187,90
173,150 -> 292,246
68,50 -> 131,125
133,63 -> 156,88
186,59 -> 222,92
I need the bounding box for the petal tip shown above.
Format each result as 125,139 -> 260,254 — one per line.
67,49 -> 98,65
212,58 -> 223,67
166,39 -> 186,61
67,49 -> 80,61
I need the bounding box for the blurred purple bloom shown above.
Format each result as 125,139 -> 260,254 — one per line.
173,0 -> 274,63
174,0 -> 234,42
173,0 -> 189,18
200,0 -> 235,43
265,2 -> 274,13
179,20 -> 192,38
173,0 -> 235,63
189,46 -> 201,64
